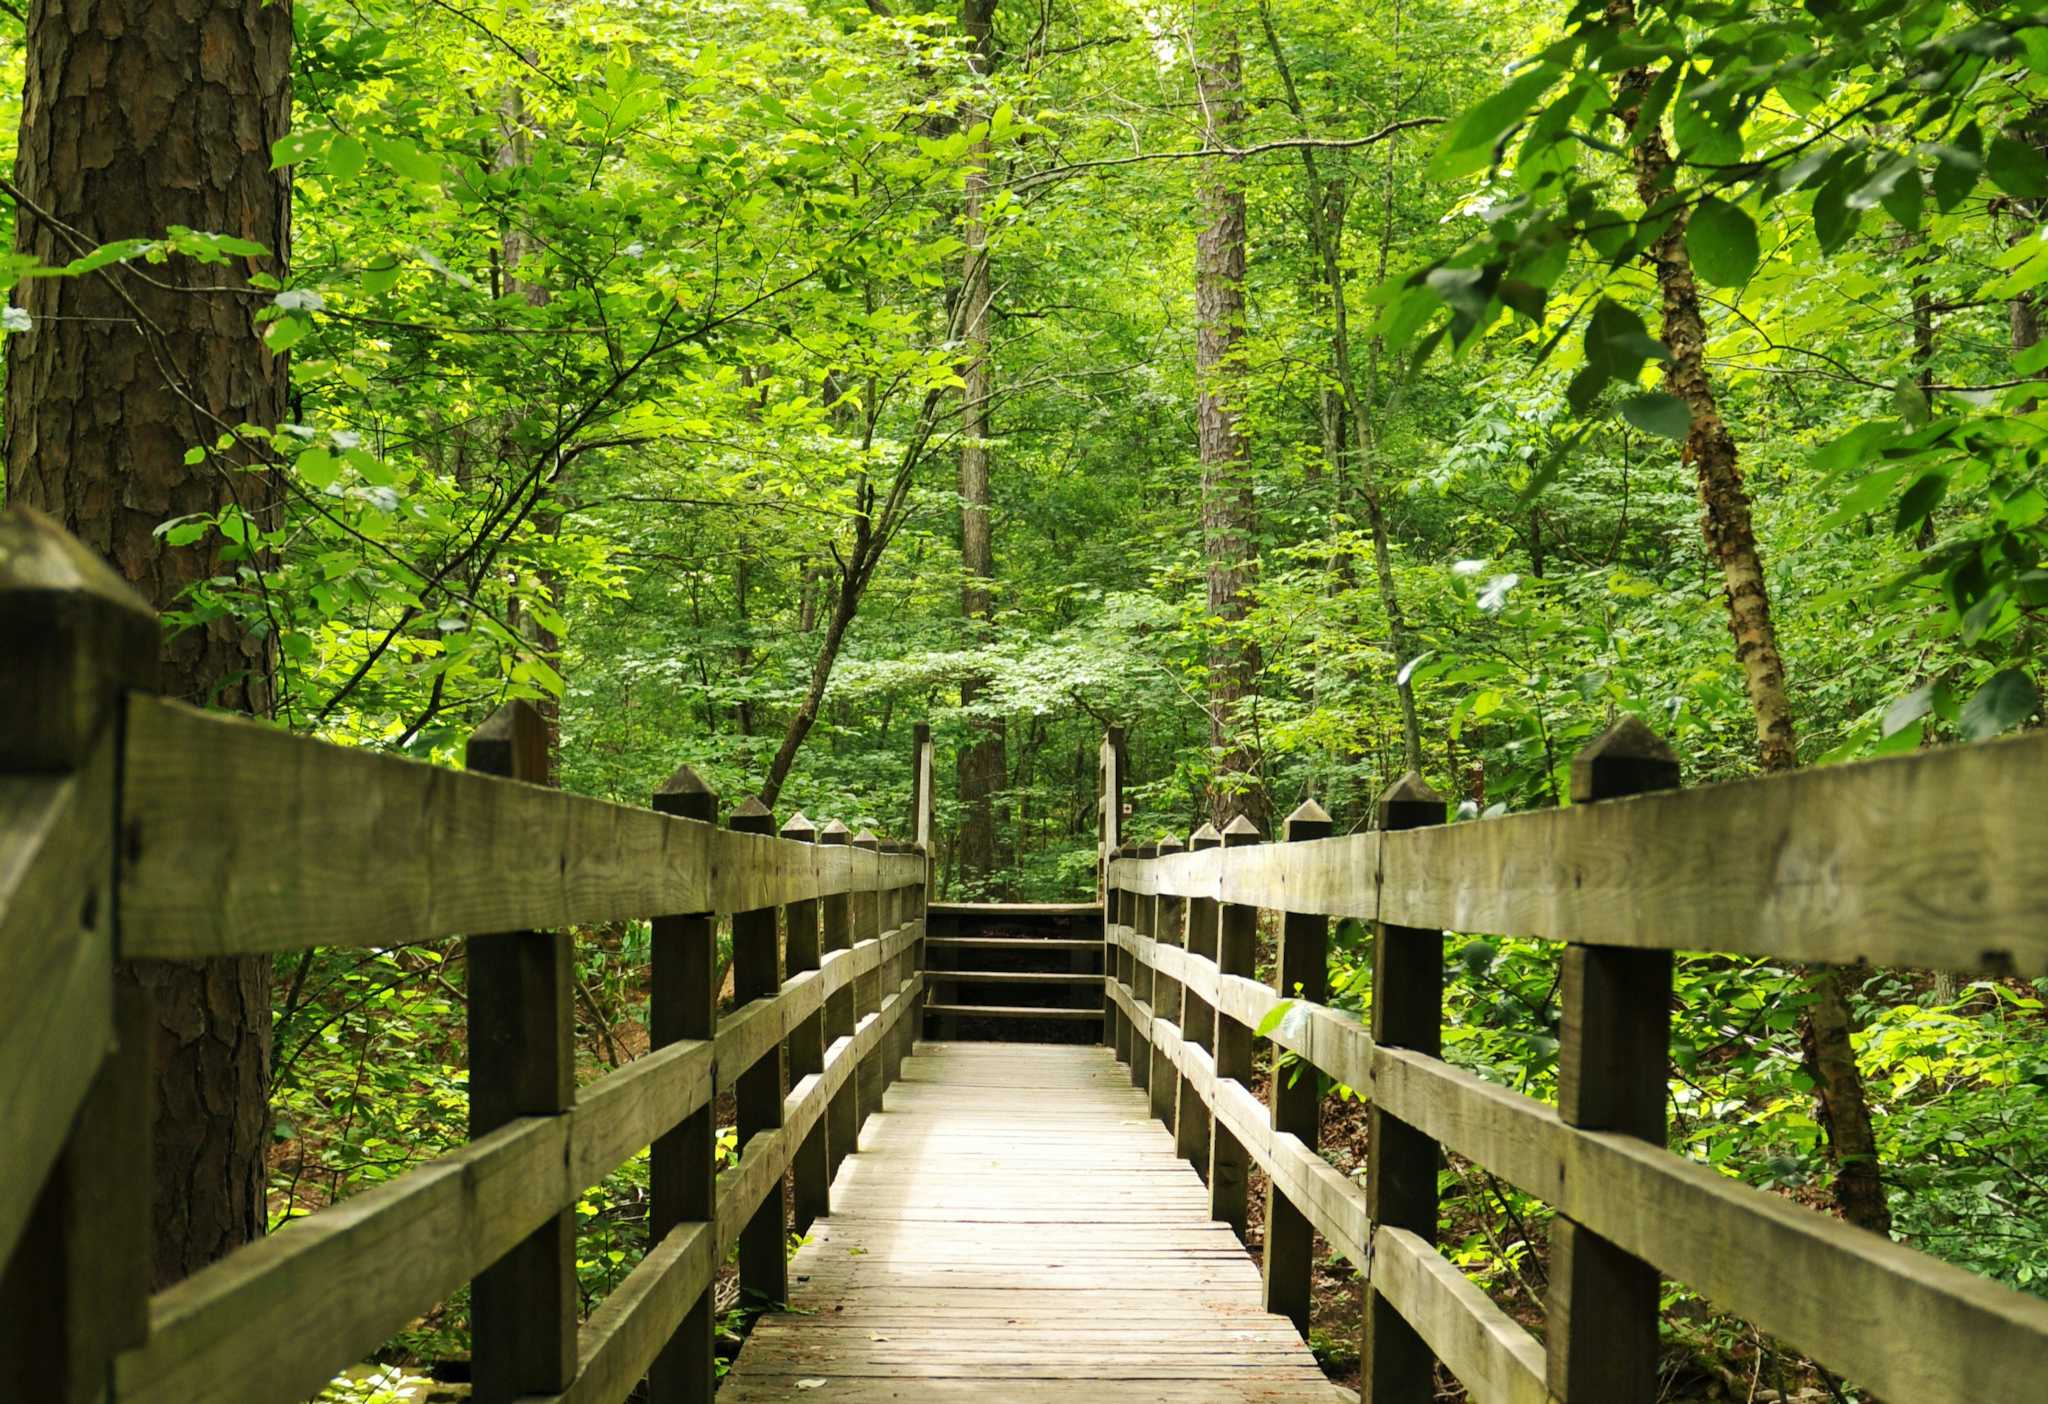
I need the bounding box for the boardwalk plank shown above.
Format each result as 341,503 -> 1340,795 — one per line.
723,1042 -> 1347,1402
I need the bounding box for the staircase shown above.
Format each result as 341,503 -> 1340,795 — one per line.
919,901 -> 1104,1043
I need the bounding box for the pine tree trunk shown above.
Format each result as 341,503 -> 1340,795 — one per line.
1612,6 -> 1890,1237
956,0 -> 1006,889
1194,3 -> 1266,829
5,0 -> 293,1285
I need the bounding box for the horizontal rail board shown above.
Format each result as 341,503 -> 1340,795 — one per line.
1112,932 -> 2048,1401
926,970 -> 1104,984
119,698 -> 925,957
117,1115 -> 575,1404
537,1221 -> 717,1404
920,1004 -> 1104,1020
927,902 -> 1102,917
1371,1226 -> 1546,1404
1370,1047 -> 2048,1403
925,937 -> 1104,952
1110,728 -> 2048,972
113,955 -> 923,1404
0,761 -> 113,1266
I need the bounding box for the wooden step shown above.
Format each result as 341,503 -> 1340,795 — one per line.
920,1004 -> 1104,1020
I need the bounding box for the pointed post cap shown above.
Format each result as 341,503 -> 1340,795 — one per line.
1283,798 -> 1333,842
466,700 -> 549,783
1571,715 -> 1679,804
1221,814 -> 1262,846
1376,771 -> 1445,832
1190,822 -> 1221,851
781,810 -> 818,842
653,762 -> 717,819
1156,833 -> 1186,856
852,827 -> 880,849
729,795 -> 775,833
0,505 -> 161,769
818,817 -> 851,845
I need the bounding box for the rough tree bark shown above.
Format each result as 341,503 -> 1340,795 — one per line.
956,0 -> 1007,890
5,0 -> 293,1285
1193,0 -> 1268,829
1610,0 -> 1891,1236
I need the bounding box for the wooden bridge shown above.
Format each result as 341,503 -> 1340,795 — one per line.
5,501 -> 2048,1404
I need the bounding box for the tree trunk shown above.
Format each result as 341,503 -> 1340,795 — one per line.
5,0 -> 292,1286
1193,2 -> 1266,829
956,0 -> 1006,889
1256,0 -> 1423,776
1612,2 -> 1890,1237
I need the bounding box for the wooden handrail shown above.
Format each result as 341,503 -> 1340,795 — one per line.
0,506 -> 939,1404
1102,718 -> 2048,1404
1110,725 -> 2048,974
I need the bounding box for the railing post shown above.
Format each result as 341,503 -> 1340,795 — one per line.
1128,843 -> 1156,1092
1364,774 -> 1447,1404
912,723 -> 935,853
1547,718 -> 1680,1402
782,812 -> 829,1233
1264,798 -> 1331,1335
1209,815 -> 1262,1236
465,701 -> 576,1402
1177,823 -> 1221,1174
0,508 -> 155,1404
1105,849 -> 1126,1061
819,819 -> 857,1182
1148,835 -> 1186,1130
649,765 -> 718,1404
1098,725 -> 1124,900
852,828 -> 884,1138
728,797 -> 789,1312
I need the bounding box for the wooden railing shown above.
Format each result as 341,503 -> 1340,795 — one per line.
0,508 -> 934,1404
1103,717 -> 2048,1404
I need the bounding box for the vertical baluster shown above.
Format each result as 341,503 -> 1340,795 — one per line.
1547,718 -> 1680,1401
1363,774 -> 1447,1403
1177,823 -> 1221,1175
728,797 -> 788,1312
819,820 -> 856,1182
650,765 -> 718,1403
1128,843 -> 1156,1093
782,812 -> 828,1233
466,701 -> 575,1401
1148,835 -> 1185,1130
1209,815 -> 1262,1235
852,829 -> 884,1138
0,508 -> 154,1404
1105,850 -> 1127,1062
1264,799 -> 1331,1335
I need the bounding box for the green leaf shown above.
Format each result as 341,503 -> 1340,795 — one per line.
1427,63 -> 1563,181
1987,136 -> 2048,200
328,135 -> 368,182
1893,470 -> 1945,532
265,315 -> 311,353
1254,1000 -> 1295,1039
1929,124 -> 1982,213
362,255 -> 402,296
1686,197 -> 1759,287
270,129 -> 327,169
1620,391 -> 1691,440
1958,669 -> 2037,741
1881,682 -> 1935,737
369,135 -> 442,185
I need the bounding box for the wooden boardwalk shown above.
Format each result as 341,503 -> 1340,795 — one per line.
722,1042 -> 1349,1402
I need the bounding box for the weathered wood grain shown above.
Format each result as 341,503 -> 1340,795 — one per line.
117,698 -> 922,957
1371,1046 -> 2048,1401
1370,1227 -> 1545,1404
0,764 -> 113,1268
115,1115 -> 574,1404
1111,729 -> 2048,973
